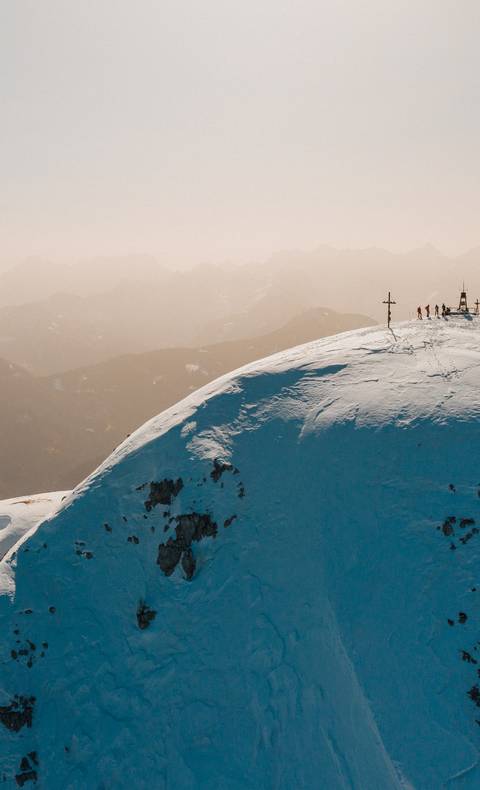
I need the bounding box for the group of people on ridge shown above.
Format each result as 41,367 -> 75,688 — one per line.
417,304 -> 449,320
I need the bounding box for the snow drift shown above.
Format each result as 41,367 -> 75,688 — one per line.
0,492 -> 69,561
1,317 -> 480,788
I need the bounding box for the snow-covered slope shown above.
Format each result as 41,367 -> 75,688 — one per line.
2,317 -> 480,788
0,492 -> 69,561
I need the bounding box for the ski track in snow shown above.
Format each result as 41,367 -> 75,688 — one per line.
1,318 -> 480,787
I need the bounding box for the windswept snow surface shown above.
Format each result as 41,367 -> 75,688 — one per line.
0,492 -> 69,561
3,318 -> 480,787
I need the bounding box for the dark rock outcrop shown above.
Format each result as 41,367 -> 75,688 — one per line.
136,602 -> 157,630
0,695 -> 35,732
211,460 -> 233,482
145,479 -> 183,511
15,752 -> 38,787
157,512 -> 218,579
181,548 -> 196,581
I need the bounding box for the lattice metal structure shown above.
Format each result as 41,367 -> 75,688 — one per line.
458,284 -> 469,312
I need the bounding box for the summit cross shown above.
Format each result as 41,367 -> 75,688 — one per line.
382,291 -> 396,329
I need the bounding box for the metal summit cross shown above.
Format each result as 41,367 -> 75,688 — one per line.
382,291 -> 396,329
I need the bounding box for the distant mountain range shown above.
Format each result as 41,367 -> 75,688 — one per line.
0,307 -> 375,497
0,264 -> 313,374
1,246 -> 479,374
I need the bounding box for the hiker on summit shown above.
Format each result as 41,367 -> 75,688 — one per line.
417,306 -> 423,320
435,304 -> 439,318
425,305 -> 430,319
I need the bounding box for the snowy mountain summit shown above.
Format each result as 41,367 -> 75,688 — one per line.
3,317 -> 480,788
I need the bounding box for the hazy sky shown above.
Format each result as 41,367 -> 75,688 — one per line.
2,1 -> 480,264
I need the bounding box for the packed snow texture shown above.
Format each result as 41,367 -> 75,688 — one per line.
2,317 -> 480,787
0,492 -> 69,561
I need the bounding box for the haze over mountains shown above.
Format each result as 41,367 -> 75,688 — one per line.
2,243 -> 480,497
0,246 -> 478,374
0,308 -> 374,498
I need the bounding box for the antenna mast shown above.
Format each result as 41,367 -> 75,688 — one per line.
459,283 -> 469,312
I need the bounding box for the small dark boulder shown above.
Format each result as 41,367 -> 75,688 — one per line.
468,685 -> 480,706
136,602 -> 157,630
442,518 -> 455,536
15,753 -> 37,788
460,527 -> 479,545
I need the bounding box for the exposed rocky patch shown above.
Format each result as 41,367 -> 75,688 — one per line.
157,540 -> 182,576
441,516 -> 456,537
468,685 -> 480,707
176,513 -> 218,543
157,512 -> 218,579
15,753 -> 38,787
10,636 -> 46,669
459,528 -> 479,546
144,479 -> 184,511
181,548 -> 196,581
211,460 -> 235,482
438,512 -> 478,550
74,540 -> 94,559
0,695 -> 35,732
136,602 -> 156,630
